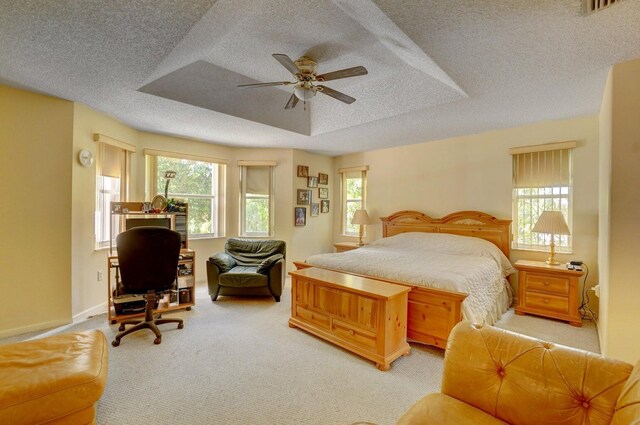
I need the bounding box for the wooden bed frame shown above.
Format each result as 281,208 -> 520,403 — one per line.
294,210 -> 511,349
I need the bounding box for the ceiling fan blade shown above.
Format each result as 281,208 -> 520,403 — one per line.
316,66 -> 368,82
273,54 -> 300,75
238,81 -> 294,88
285,93 -> 299,109
317,85 -> 356,104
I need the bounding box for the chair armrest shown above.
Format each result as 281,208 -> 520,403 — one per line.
256,253 -> 284,274
208,253 -> 236,273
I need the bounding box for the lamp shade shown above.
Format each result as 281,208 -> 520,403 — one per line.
532,211 -> 570,235
351,209 -> 371,225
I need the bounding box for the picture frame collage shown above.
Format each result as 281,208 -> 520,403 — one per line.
295,166 -> 329,226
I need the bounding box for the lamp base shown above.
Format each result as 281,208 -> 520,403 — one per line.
545,258 -> 561,266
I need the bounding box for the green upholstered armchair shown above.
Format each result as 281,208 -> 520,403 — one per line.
206,238 -> 286,302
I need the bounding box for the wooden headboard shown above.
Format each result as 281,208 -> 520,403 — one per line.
380,210 -> 512,258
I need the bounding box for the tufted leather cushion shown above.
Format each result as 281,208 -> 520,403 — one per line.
612,360 -> 640,424
441,323 -> 634,425
0,330 -> 108,425
397,393 -> 508,424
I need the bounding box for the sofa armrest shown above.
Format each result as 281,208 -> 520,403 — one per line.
208,253 -> 236,273
256,253 -> 284,274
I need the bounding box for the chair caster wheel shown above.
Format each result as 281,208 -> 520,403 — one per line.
154,337 -> 161,345
118,324 -> 125,331
111,340 -> 120,347
178,323 -> 184,329
186,306 -> 191,311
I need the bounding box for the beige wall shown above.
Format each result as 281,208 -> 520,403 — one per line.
71,103 -> 140,318
0,85 -> 74,337
291,150 -> 335,263
598,58 -> 640,364
333,116 -> 601,300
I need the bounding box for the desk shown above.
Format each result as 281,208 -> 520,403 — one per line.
107,249 -> 195,324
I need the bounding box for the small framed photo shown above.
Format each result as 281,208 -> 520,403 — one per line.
295,207 -> 306,226
318,173 -> 328,185
318,187 -> 329,199
321,200 -> 330,213
297,165 -> 309,177
307,176 -> 318,188
311,203 -> 319,217
297,189 -> 311,205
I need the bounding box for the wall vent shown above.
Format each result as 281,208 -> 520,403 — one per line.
583,0 -> 624,15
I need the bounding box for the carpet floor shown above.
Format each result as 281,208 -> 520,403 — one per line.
1,283 -> 599,425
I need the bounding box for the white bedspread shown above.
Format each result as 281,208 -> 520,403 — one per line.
305,232 -> 516,325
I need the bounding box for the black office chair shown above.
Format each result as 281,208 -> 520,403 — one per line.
111,227 -> 184,346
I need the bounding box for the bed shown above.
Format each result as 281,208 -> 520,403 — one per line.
294,210 -> 515,349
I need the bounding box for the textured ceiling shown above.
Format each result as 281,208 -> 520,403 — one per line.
1,0 -> 640,155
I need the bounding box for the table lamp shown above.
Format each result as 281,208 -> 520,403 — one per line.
351,209 -> 371,246
532,210 -> 570,265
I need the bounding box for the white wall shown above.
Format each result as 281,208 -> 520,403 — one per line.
598,58 -> 640,364
333,116 -> 601,300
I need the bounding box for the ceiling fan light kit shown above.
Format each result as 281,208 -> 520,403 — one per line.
238,53 -> 367,109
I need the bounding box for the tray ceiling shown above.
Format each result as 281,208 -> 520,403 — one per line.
1,0 -> 639,155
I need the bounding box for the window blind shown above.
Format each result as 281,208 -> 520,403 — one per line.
513,149 -> 572,188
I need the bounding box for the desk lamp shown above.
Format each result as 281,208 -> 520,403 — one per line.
351,209 -> 371,246
164,170 -> 176,200
532,210 -> 570,265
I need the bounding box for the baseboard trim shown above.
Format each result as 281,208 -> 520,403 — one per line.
0,318 -> 70,339
73,302 -> 107,324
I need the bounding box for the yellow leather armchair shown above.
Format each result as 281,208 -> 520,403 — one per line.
396,322 -> 640,425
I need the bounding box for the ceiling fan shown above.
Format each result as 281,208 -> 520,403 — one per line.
238,54 -> 368,109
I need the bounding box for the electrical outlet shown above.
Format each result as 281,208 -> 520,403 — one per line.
97,270 -> 103,281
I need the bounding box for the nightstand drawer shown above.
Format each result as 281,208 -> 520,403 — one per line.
525,273 -> 570,295
524,292 -> 569,314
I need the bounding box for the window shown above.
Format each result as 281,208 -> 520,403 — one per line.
339,166 -> 368,235
146,150 -> 227,238
511,142 -> 574,252
95,136 -> 133,249
239,161 -> 275,237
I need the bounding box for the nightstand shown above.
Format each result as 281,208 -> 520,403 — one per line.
514,260 -> 585,327
334,242 -> 363,252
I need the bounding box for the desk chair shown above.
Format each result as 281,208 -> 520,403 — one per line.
112,227 -> 183,346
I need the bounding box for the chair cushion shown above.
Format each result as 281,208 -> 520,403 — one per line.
395,393 -> 508,425
219,266 -> 268,288
225,238 -> 286,266
0,330 -> 108,425
612,359 -> 640,424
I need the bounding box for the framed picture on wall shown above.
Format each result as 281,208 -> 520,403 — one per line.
307,176 -> 318,188
311,203 -> 319,217
318,173 -> 328,185
321,200 -> 330,213
295,207 -> 306,226
297,189 -> 311,205
318,187 -> 328,199
297,165 -> 309,177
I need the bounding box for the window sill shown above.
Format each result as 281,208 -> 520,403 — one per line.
511,247 -> 574,255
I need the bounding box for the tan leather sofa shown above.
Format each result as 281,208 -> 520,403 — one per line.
0,330 -> 108,425
396,322 -> 640,425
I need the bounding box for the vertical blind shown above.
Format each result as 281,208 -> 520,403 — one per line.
512,148 -> 571,188
510,142 -> 575,252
